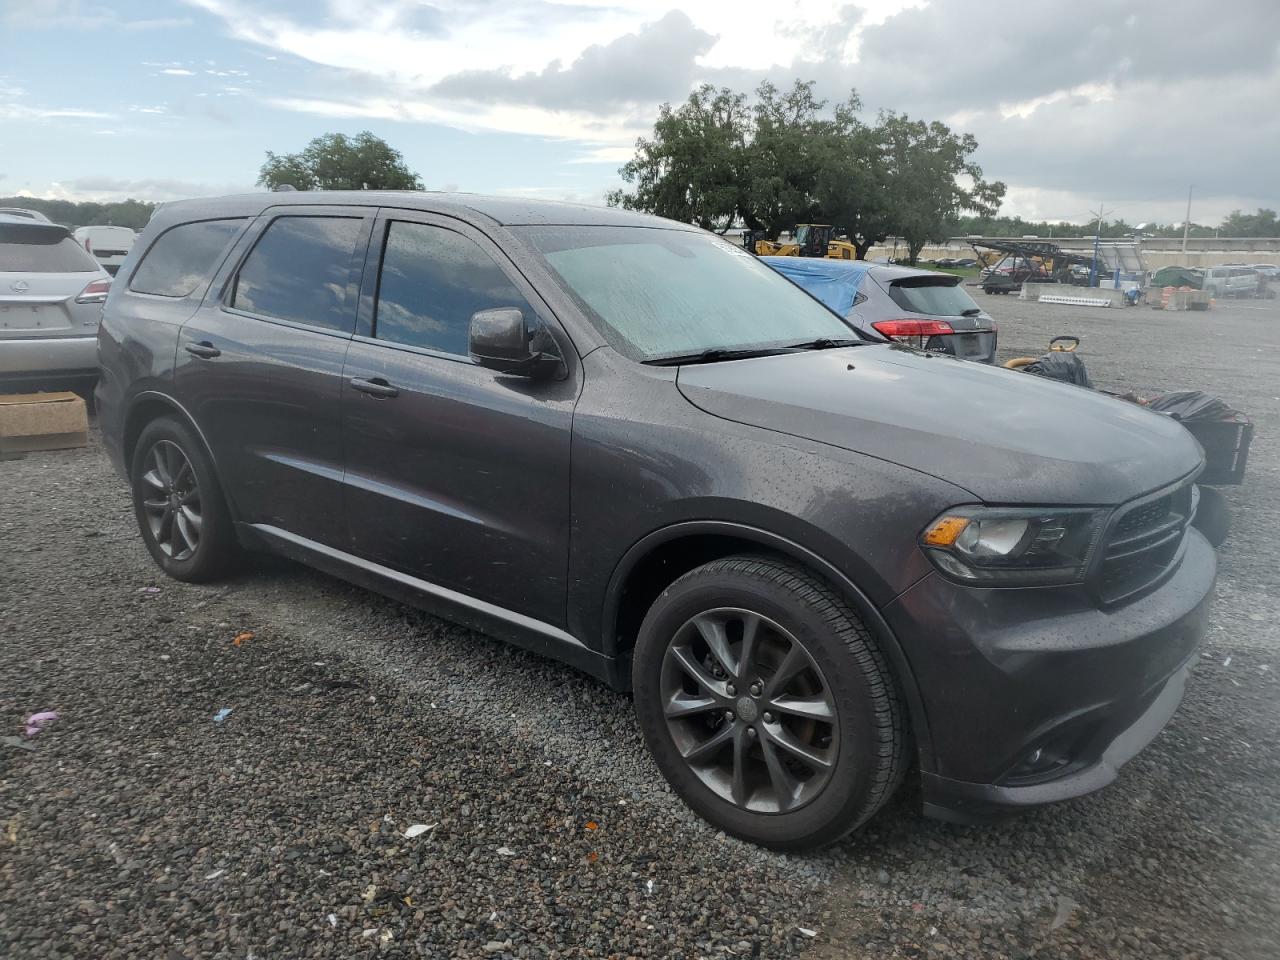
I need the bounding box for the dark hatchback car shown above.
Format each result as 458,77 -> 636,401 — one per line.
97,193 -> 1215,850
763,256 -> 998,363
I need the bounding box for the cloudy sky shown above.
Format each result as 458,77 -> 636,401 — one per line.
3,0 -> 1278,226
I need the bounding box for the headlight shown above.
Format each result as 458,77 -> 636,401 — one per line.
920,506 -> 1107,585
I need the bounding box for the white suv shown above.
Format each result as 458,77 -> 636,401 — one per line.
0,214 -> 111,391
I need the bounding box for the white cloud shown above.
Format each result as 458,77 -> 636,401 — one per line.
161,68 -> 197,76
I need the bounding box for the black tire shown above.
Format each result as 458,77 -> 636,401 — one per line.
1193,485 -> 1230,548
130,416 -> 238,582
632,555 -> 908,850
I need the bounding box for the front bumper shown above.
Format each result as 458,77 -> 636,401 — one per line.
0,335 -> 99,383
885,528 -> 1216,822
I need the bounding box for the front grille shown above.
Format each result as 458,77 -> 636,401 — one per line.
1096,481 -> 1195,603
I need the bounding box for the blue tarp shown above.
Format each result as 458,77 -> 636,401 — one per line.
761,256 -> 873,316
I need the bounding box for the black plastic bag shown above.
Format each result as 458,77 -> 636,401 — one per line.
1145,390 -> 1233,421
1023,351 -> 1093,388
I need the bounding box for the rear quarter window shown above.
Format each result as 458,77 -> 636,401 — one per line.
130,218 -> 246,297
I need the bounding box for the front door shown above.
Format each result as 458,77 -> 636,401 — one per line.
174,206 -> 373,547
340,211 -> 578,627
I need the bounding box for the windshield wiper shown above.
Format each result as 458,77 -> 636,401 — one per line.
960,308 -> 982,317
786,337 -> 863,350
642,347 -> 794,366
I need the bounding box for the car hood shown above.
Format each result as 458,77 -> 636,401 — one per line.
676,344 -> 1202,504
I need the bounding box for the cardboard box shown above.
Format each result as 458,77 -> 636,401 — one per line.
0,392 -> 89,454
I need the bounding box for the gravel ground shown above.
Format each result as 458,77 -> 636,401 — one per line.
2,295 -> 1277,959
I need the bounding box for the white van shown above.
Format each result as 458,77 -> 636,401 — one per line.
72,225 -> 136,276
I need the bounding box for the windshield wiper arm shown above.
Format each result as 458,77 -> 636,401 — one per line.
960,308 -> 982,317
786,337 -> 863,350
642,347 -> 793,366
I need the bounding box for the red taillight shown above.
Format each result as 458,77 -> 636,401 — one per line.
75,278 -> 112,304
871,319 -> 955,339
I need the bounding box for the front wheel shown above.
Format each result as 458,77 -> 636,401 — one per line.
130,417 -> 238,582
632,556 -> 908,850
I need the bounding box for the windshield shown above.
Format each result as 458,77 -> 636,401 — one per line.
885,277 -> 982,317
516,225 -> 858,361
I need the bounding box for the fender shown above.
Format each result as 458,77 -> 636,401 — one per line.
123,389 -> 241,519
603,519 -> 936,774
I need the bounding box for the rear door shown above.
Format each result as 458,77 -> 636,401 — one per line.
173,205 -> 373,547
340,209 -> 578,626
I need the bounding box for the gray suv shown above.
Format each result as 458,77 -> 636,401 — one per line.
96,193 -> 1216,849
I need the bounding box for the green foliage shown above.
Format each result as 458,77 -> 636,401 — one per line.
606,85 -> 750,232
608,80 -> 1006,260
1218,208 -> 1279,237
257,131 -> 423,191
0,196 -> 156,230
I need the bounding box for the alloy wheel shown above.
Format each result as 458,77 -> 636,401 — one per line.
660,608 -> 839,814
139,439 -> 203,561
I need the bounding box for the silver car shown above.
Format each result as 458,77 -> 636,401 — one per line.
0,215 -> 111,391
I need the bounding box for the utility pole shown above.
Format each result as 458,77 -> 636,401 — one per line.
1088,203 -> 1110,288
1181,185 -> 1193,255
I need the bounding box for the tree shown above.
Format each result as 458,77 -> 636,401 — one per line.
1219,208 -> 1279,237
876,112 -> 1005,265
257,131 -> 423,191
607,85 -> 750,232
741,80 -> 830,238
811,95 -> 892,259
610,80 -> 1006,260
0,196 -> 156,230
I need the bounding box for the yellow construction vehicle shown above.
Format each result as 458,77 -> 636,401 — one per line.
750,224 -> 859,260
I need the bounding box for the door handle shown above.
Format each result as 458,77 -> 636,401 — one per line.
349,377 -> 399,399
185,341 -> 221,359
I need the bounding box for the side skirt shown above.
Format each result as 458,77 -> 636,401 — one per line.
236,522 -> 619,686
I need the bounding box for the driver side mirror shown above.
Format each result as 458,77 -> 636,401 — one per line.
468,307 -> 565,379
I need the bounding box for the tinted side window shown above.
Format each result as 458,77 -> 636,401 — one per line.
374,221 -> 531,356
231,216 -> 363,331
130,219 -> 245,297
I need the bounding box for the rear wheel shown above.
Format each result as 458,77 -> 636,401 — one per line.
632,555 -> 908,850
130,417 -> 238,582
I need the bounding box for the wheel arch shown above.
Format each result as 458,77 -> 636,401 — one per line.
603,520 -> 935,773
122,391 -> 233,515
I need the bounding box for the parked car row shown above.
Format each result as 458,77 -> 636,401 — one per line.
87,191 -> 1215,849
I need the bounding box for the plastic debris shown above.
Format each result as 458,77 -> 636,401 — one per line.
1223,656 -> 1232,668
1050,895 -> 1079,931
213,708 -> 233,724
645,879 -> 654,895
137,586 -> 161,594
24,711 -> 58,737
403,823 -> 437,839
797,927 -> 818,938
205,868 -> 226,880
496,846 -> 516,856
327,914 -> 338,928
585,821 -> 599,831
232,631 -> 254,647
